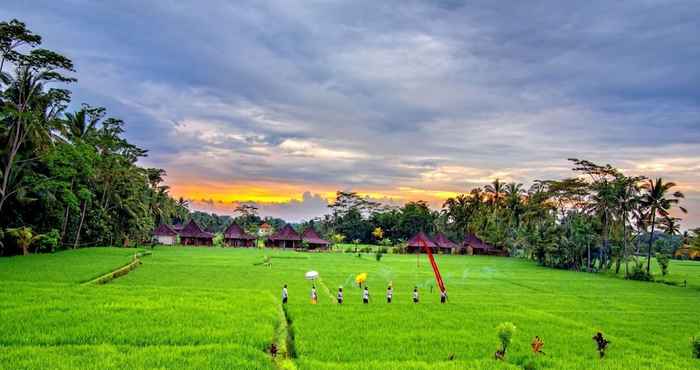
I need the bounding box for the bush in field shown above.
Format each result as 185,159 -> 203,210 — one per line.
495,322 -> 516,360
692,335 -> 700,359
35,229 -> 60,253
375,252 -> 383,261
627,258 -> 653,281
656,253 -> 670,276
213,233 -> 224,247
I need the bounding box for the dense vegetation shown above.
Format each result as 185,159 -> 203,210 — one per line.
2,247 -> 699,369
0,19 -> 187,255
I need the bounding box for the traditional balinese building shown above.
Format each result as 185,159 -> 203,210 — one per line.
179,220 -> 214,246
153,224 -> 177,245
463,233 -> 506,256
223,223 -> 256,247
171,222 -> 185,233
301,227 -> 330,250
405,231 -> 438,253
433,232 -> 459,254
267,224 -> 301,249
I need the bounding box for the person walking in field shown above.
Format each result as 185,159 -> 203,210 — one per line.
413,287 -> 419,303
282,284 -> 288,304
440,289 -> 447,304
337,287 -> 344,304
362,286 -> 370,304
311,285 -> 318,304
386,285 -> 393,303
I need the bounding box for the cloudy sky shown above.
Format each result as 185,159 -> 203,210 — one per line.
3,1 -> 699,224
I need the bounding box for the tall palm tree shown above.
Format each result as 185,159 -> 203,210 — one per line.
639,178 -> 686,273
484,178 -> 505,208
586,179 -> 617,269
62,106 -> 103,142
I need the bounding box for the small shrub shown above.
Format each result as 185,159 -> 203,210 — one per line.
627,258 -> 653,281
375,252 -> 383,261
692,335 -> 700,359
495,322 -> 516,360
656,253 -> 670,276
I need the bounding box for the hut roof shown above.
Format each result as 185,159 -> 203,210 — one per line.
302,227 -> 329,245
433,232 -> 458,249
171,223 -> 185,232
269,224 -> 300,241
179,220 -> 213,239
463,233 -> 494,251
153,224 -> 177,236
224,223 -> 255,240
406,231 -> 438,248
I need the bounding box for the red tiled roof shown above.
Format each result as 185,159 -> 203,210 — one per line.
269,224 -> 300,241
224,223 -> 255,240
406,231 -> 437,248
153,224 -> 177,236
302,227 -> 329,245
179,220 -> 213,238
433,233 -> 458,249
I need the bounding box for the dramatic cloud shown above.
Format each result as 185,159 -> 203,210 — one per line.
3,0 -> 699,223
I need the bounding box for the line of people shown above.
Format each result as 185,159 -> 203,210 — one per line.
281,284 -> 448,304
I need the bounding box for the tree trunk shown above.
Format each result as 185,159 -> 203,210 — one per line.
587,242 -> 591,272
73,200 -> 87,249
646,211 -> 656,274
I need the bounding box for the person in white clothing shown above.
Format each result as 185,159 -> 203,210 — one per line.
412,286 -> 419,303
282,284 -> 288,304
386,285 -> 393,303
362,286 -> 370,304
337,287 -> 344,304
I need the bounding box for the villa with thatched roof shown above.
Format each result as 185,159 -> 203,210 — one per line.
433,232 -> 459,254
405,231 -> 438,253
301,227 -> 330,249
267,224 -> 301,249
179,220 -> 214,246
463,233 -> 506,256
153,224 -> 177,245
223,223 -> 256,247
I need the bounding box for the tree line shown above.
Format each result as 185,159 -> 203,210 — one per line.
301,159 -> 695,279
0,19 -> 187,255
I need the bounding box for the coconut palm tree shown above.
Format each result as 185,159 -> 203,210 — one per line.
485,178 -> 505,208
639,178 -> 687,273
659,216 -> 681,236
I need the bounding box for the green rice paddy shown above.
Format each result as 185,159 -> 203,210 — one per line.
1,247 -> 699,369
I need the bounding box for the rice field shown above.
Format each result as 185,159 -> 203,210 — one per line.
1,247 -> 699,369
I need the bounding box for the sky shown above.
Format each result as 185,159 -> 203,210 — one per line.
3,1 -> 699,224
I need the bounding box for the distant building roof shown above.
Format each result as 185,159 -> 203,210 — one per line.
179,220 -> 213,239
406,231 -> 438,248
433,233 -> 458,249
463,233 -> 495,251
153,224 -> 177,237
224,223 -> 255,240
269,224 -> 300,241
302,227 -> 329,245
171,223 -> 185,231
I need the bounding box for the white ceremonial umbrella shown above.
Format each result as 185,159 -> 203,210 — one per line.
305,271 -> 319,280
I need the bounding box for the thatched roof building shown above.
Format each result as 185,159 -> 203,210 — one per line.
433,232 -> 459,253
463,233 -> 505,256
267,224 -> 301,249
179,220 -> 213,246
406,231 -> 438,253
153,224 -> 177,245
223,223 -> 256,247
301,227 -> 330,249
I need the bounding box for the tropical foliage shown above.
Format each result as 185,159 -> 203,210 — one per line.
0,19 -> 187,255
